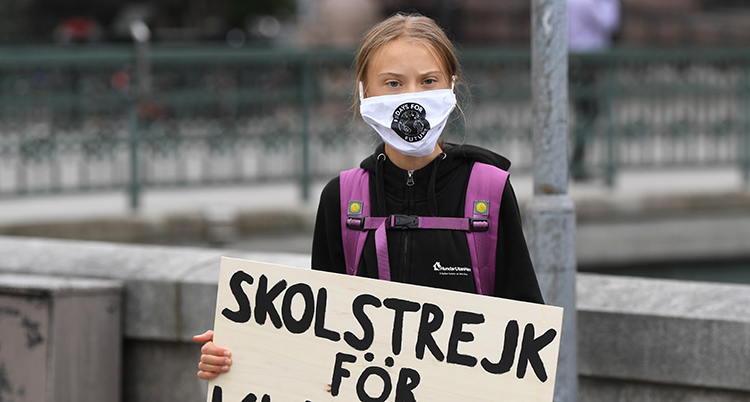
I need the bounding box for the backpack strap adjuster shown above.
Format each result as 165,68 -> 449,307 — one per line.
346,217 -> 366,230
469,218 -> 489,232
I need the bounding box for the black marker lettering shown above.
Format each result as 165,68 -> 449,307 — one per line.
517,324 -> 557,382
481,320 -> 519,375
395,367 -> 421,402
344,294 -> 381,351
239,394 -> 270,402
211,385 -> 222,402
315,287 -> 340,341
221,271 -> 254,323
254,275 -> 286,328
331,352 -> 357,396
383,298 -> 420,356
415,303 -> 445,361
447,311 -> 484,367
356,367 -> 392,402
281,283 -> 315,334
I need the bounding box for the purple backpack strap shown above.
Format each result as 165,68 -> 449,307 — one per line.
341,162 -> 508,296
464,162 -> 508,296
339,168 -> 371,276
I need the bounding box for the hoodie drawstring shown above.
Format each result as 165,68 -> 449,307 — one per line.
375,152 -> 387,217
427,152 -> 446,216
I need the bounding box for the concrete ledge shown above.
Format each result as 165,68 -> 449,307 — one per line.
0,236 -> 310,341
2,237 -> 748,402
576,215 -> 750,267
578,273 -> 750,394
580,377 -> 750,402
573,191 -> 750,223
0,210 -> 313,245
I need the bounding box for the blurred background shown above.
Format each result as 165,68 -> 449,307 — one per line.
1,0 -> 750,281
1,2 -> 750,402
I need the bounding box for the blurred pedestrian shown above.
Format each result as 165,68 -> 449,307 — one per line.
53,17 -> 103,44
568,0 -> 620,180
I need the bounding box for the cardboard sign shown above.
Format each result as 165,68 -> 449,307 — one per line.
207,257 -> 563,402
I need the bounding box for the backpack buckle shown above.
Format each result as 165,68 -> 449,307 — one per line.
469,218 -> 489,232
346,217 -> 366,230
388,214 -> 419,229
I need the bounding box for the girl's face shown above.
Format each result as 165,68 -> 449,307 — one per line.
363,38 -> 451,98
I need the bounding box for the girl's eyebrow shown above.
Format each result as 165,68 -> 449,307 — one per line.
376,70 -> 445,77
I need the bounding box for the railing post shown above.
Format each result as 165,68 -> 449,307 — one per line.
527,2 -> 577,402
300,59 -> 313,202
128,105 -> 140,211
744,66 -> 750,188
131,20 -> 152,101
128,20 -> 151,212
605,59 -> 617,188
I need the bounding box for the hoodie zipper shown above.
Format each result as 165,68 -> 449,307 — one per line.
401,170 -> 415,282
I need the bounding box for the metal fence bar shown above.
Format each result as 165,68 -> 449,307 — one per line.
128,104 -> 140,210
300,59 -> 313,201
1,45 -> 750,207
744,69 -> 750,186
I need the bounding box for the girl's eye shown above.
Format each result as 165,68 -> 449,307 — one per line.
423,79 -> 435,85
387,81 -> 400,88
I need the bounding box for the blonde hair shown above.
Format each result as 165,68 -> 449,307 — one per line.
353,13 -> 465,113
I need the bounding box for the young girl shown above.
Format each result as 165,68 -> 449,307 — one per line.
195,12 -> 543,380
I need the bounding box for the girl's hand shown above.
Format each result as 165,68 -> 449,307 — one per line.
194,330 -> 232,380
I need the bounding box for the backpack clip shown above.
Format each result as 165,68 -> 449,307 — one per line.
388,214 -> 419,229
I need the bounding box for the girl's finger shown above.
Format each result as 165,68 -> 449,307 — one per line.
193,330 -> 214,343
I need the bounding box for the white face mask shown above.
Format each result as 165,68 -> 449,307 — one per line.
359,82 -> 457,157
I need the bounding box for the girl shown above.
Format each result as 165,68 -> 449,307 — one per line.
195,12 -> 543,380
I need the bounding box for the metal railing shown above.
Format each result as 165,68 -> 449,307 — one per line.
1,45 -> 749,209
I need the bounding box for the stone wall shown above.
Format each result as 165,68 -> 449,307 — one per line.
577,274 -> 750,402
0,236 -> 747,402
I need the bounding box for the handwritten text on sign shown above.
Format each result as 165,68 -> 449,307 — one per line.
207,257 -> 563,402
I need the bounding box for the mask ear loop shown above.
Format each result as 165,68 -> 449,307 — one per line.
358,82 -> 365,101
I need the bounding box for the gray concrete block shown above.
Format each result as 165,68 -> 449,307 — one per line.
577,273 -> 750,324
124,339 -> 207,402
578,274 -> 750,392
125,279 -> 181,340
0,237 -> 312,341
0,237 -> 216,339
580,377 -> 750,402
179,280 -> 219,342
0,236 -> 220,281
0,274 -> 123,402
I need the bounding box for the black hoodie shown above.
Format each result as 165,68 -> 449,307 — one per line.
311,143 -> 544,304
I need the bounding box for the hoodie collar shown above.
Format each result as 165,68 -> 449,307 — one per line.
360,142 -> 511,217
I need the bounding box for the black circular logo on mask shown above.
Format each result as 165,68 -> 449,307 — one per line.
391,102 -> 431,142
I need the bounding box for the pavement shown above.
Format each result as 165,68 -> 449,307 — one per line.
1,167 -> 749,267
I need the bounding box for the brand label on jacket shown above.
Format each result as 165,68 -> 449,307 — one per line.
433,261 -> 471,276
